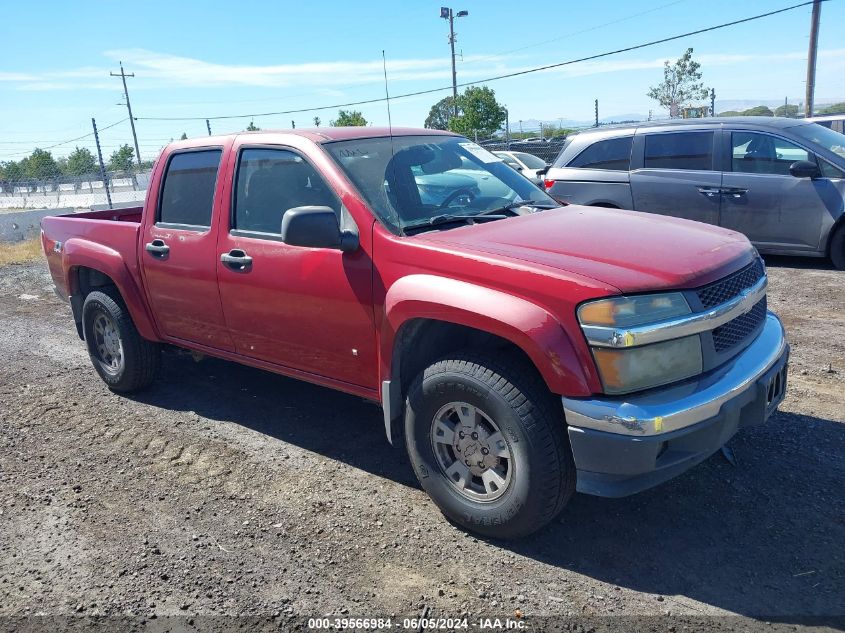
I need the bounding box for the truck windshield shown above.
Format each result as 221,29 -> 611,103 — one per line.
324,135 -> 556,233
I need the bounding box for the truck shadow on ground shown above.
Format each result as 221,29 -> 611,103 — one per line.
131,352 -> 845,621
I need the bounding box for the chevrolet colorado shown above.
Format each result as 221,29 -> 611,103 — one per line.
41,128 -> 789,538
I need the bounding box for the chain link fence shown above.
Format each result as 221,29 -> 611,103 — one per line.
0,170 -> 151,210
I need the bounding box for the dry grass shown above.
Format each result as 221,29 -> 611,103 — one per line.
0,238 -> 43,266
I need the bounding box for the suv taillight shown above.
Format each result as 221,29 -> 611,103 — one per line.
543,179 -> 555,190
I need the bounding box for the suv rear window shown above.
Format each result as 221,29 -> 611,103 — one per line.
158,150 -> 222,228
568,136 -> 632,171
644,132 -> 713,171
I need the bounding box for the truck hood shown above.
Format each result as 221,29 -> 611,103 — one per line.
417,205 -> 756,293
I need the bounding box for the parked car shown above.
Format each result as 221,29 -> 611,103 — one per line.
414,156 -> 514,205
806,113 -> 845,134
493,150 -> 549,185
543,117 -> 845,268
41,127 -> 788,539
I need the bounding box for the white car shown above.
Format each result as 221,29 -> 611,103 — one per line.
493,151 -> 549,185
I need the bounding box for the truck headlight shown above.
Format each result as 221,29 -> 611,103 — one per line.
591,336 -> 702,394
579,293 -> 702,394
578,293 -> 691,327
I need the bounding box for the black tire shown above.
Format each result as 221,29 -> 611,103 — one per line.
404,352 -> 575,539
82,288 -> 160,393
830,224 -> 845,270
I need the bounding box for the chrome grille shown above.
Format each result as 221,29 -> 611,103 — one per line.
696,258 -> 765,309
712,297 -> 767,352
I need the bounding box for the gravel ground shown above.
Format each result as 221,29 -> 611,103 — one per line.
0,256 -> 843,632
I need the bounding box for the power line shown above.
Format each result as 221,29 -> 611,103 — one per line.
135,0 -> 824,123
1,118 -> 128,157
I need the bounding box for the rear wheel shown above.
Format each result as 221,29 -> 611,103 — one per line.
404,352 -> 575,539
82,289 -> 160,392
830,225 -> 845,270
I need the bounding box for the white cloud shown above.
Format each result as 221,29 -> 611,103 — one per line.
2,47 -> 844,93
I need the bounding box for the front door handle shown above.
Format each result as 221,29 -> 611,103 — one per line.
145,239 -> 170,257
220,249 -> 253,271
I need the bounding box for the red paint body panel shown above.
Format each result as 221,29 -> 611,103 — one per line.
40,130 -> 757,402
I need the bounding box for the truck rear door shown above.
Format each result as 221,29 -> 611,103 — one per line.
215,140 -> 376,389
140,146 -> 235,351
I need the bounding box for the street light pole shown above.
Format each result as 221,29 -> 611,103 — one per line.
441,7 -> 468,119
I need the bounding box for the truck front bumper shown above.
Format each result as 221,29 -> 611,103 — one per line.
562,313 -> 788,498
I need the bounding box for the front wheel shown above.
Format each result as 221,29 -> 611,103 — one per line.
82,289 -> 160,392
404,353 -> 575,539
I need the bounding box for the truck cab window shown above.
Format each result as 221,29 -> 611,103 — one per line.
234,148 -> 339,235
158,150 -> 222,228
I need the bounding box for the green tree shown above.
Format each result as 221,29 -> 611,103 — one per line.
313,116 -> 321,127
647,48 -> 710,117
24,148 -> 60,179
331,110 -> 367,126
179,132 -> 188,140
774,104 -> 800,118
447,87 -> 507,139
718,110 -> 742,117
246,120 -> 260,131
819,102 -> 845,114
65,147 -> 97,176
424,96 -> 455,130
107,144 -> 135,172
1,160 -> 24,182
742,105 -> 774,117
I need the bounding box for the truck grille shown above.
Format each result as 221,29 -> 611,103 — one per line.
712,297 -> 767,352
696,258 -> 765,309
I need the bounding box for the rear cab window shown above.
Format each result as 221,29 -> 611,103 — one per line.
157,150 -> 222,229
643,132 -> 714,171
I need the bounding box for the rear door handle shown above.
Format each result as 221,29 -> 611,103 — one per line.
220,249 -> 253,271
145,239 -> 170,257
697,187 -> 722,198
722,187 -> 748,198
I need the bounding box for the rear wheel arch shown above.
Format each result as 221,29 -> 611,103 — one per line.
827,219 -> 845,269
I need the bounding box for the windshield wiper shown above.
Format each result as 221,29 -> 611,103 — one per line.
403,213 -> 507,234
477,199 -> 559,216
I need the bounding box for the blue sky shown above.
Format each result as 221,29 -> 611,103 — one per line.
1,0 -> 843,162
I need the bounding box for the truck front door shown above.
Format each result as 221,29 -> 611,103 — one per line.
141,147 -> 235,351
215,143 -> 376,390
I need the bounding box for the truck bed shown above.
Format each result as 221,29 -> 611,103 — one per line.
41,207 -> 144,300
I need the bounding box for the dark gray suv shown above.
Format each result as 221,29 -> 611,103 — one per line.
544,117 -> 845,268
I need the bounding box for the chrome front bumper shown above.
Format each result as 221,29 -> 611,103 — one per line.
563,313 -> 788,497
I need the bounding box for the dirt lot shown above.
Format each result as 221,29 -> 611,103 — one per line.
0,255 -> 843,631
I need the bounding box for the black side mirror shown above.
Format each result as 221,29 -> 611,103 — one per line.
789,160 -> 821,179
281,206 -> 359,252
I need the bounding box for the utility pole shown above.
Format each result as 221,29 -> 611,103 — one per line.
92,118 -> 113,210
594,100 -> 599,127
441,7 -> 468,118
206,119 -> 212,136
805,0 -> 822,117
710,88 -> 716,117
110,62 -> 142,169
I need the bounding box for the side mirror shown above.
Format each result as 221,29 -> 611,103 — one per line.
789,160 -> 821,179
281,206 -> 359,252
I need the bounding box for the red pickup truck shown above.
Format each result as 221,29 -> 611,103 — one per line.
41,128 -> 789,538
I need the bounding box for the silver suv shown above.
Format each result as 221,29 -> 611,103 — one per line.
544,117 -> 845,268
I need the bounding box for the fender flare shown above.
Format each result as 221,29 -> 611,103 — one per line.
381,274 -> 595,401
62,238 -> 160,341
